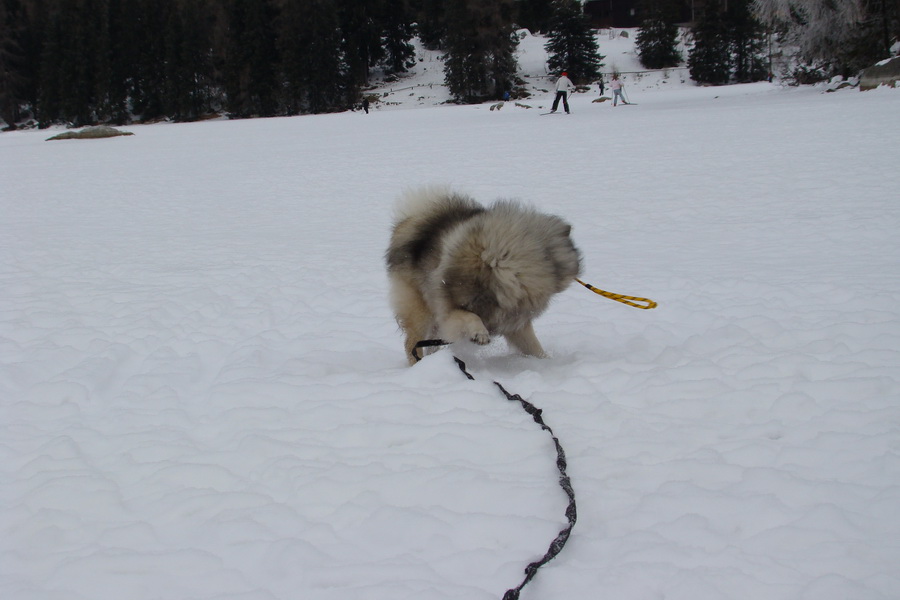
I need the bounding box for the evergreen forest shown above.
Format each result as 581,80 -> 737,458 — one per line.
0,0 -> 572,127
0,0 -> 897,128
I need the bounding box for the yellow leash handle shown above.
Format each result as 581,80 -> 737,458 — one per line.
575,278 -> 658,310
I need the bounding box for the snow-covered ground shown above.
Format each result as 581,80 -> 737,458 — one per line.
2,32 -> 900,600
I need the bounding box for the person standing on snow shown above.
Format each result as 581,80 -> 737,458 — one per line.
610,74 -> 625,106
550,71 -> 574,114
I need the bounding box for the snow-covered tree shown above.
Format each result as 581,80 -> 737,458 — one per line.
752,0 -> 862,63
752,0 -> 899,76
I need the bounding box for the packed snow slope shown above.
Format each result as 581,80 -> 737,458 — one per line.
370,28 -> 695,108
2,32 -> 900,600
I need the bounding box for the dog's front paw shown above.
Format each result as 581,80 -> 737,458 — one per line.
442,310 -> 490,346
470,328 -> 490,345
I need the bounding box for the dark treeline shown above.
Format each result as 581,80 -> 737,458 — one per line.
0,0 -> 567,128
1,0 -> 419,126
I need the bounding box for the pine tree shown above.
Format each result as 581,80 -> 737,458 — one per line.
443,0 -> 519,103
516,0 -> 555,33
88,0 -> 112,121
416,0 -> 446,49
35,7 -> 60,126
224,0 -> 279,118
378,0 -> 416,74
688,0 -> 767,85
171,0 -> 218,120
728,0 -> 767,83
338,0 -> 416,83
13,0 -> 46,119
635,0 -> 682,70
0,0 -> 27,127
129,0 -> 169,121
105,0 -> 133,124
339,0 -> 384,86
544,0 -> 602,83
278,0 -> 349,114
37,0 -> 111,126
687,1 -> 732,85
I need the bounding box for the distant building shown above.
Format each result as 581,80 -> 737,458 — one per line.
583,0 -> 639,28
583,0 -> 708,28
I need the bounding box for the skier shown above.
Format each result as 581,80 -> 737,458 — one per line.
550,71 -> 574,114
610,74 -> 625,106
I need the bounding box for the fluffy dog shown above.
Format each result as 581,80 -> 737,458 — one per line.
386,187 -> 582,365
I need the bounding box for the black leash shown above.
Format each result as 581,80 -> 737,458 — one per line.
412,340 -> 577,600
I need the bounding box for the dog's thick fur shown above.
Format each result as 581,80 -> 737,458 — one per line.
386,187 -> 582,365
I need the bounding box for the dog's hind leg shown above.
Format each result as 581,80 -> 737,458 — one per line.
504,322 -> 546,358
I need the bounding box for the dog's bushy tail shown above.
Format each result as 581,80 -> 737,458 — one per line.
393,185 -> 463,222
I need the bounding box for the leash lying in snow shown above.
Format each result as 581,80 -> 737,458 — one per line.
410,283 -> 652,595
412,340 -> 576,600
575,278 -> 658,310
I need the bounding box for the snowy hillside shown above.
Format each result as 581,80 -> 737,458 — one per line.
369,28 -> 694,110
2,31 -> 899,600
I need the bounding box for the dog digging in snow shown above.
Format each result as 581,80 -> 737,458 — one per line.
386,187 -> 582,365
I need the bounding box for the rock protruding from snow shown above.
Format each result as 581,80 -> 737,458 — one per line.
860,56 -> 900,91
46,125 -> 134,141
